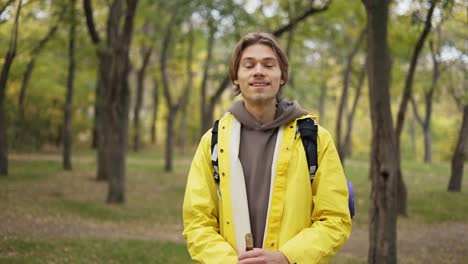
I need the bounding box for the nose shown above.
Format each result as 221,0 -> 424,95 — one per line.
253,64 -> 265,76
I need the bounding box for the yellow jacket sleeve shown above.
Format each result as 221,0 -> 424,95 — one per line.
280,127 -> 352,263
182,131 -> 238,263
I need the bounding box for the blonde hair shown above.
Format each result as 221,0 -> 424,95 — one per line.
229,32 -> 289,96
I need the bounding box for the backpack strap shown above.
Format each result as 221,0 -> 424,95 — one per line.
211,120 -> 221,197
297,117 -> 355,219
297,118 -> 318,183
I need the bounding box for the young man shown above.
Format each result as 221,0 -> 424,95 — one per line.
183,32 -> 351,263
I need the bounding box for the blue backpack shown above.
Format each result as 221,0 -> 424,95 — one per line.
210,117 -> 355,219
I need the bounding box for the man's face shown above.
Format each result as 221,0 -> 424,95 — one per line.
235,44 -> 284,106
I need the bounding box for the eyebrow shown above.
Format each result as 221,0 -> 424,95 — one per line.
241,57 -> 277,62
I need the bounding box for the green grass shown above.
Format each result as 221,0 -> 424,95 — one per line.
0,238 -> 190,264
3,160 -> 62,181
344,159 -> 468,225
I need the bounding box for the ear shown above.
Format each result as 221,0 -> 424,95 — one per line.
280,80 -> 285,85
233,80 -> 239,85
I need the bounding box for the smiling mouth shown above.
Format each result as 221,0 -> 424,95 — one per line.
249,82 -> 270,87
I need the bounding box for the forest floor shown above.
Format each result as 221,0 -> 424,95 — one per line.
2,208 -> 468,263
1,152 -> 468,263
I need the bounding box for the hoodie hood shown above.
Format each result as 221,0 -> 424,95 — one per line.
228,99 -> 308,131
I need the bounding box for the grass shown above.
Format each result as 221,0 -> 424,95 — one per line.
344,159 -> 468,225
0,238 -> 191,264
1,149 -> 467,263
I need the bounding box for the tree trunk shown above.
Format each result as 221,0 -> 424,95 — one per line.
150,77 -> 159,144
448,105 -> 468,192
395,0 -> 437,140
63,0 -> 76,171
160,18 -> 193,171
165,107 -> 176,172
18,14 -> 62,113
200,17 -> 216,135
409,113 -> 417,156
91,72 -> 102,149
343,66 -> 365,158
0,101 -> 7,176
133,46 -> 152,152
336,29 -> 365,161
178,22 -> 194,154
423,126 -> 432,163
96,54 -> 111,181
394,1 -> 436,216
362,0 -> 398,263
105,0 -> 138,204
206,75 -> 230,129
0,0 -> 22,176
84,0 -> 102,150
318,83 -> 327,121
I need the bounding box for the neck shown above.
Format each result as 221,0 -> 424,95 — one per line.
244,100 -> 277,124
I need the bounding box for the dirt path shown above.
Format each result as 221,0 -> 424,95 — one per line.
340,221 -> 468,263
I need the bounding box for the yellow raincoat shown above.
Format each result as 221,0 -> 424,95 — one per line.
183,114 -> 351,263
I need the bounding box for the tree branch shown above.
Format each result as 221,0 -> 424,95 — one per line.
83,0 -> 101,44
272,0 -> 332,37
0,0 -> 14,17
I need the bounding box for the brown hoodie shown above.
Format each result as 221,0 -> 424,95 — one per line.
228,99 -> 308,248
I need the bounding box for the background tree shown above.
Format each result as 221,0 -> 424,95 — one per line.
361,0 -> 399,263
335,28 -> 365,164
160,12 -> 193,172
394,0 -> 437,216
0,0 -> 22,176
132,26 -> 152,152
63,0 -> 76,170
104,0 -> 139,203
18,9 -> 64,115
83,0 -> 110,181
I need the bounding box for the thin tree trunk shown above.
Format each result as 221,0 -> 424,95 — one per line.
409,113 -> 417,157
159,17 -> 190,171
318,83 -> 327,121
206,75 -> 230,128
285,0 -> 296,89
91,73 -> 101,149
0,0 -> 22,176
179,22 -> 194,154
362,0 -> 398,263
105,0 -> 138,204
160,21 -> 175,172
448,105 -> 468,192
200,16 -> 216,135
343,66 -> 366,158
165,107 -> 176,171
63,0 -> 76,171
150,77 -> 159,144
18,12 -> 63,113
133,46 -> 152,152
96,53 -> 110,181
394,0 -> 437,217
395,0 -> 437,139
336,28 -> 365,161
